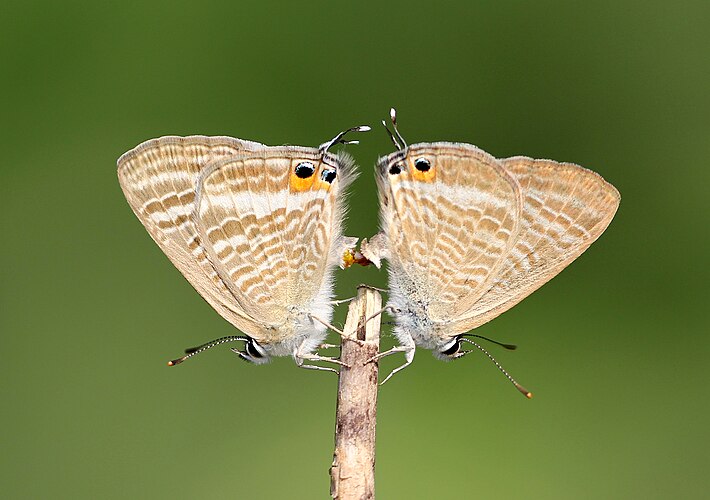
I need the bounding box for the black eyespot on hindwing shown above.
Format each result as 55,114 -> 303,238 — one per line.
414,157 -> 431,172
389,162 -> 403,175
295,162 -> 315,179
321,169 -> 337,183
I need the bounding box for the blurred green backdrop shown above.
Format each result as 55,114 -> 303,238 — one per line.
2,1 -> 708,498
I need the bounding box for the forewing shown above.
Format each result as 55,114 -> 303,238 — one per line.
378,143 -> 522,322
452,156 -> 620,332
117,135 -> 264,333
194,149 -> 355,328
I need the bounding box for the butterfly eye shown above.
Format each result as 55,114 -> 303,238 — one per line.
414,158 -> 431,172
389,162 -> 404,175
245,339 -> 265,359
295,162 -> 315,179
440,338 -> 461,357
230,338 -> 270,365
321,168 -> 337,183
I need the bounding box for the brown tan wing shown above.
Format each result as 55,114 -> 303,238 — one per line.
377,143 -> 522,323
452,156 -> 620,332
117,135 -> 264,333
194,148 -> 355,334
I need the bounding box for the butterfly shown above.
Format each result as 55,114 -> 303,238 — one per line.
361,110 -> 620,392
117,126 -> 369,372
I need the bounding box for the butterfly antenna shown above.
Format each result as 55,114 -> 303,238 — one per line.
389,107 -> 408,149
462,333 -> 517,350
167,336 -> 250,366
459,337 -> 533,399
319,125 -> 371,154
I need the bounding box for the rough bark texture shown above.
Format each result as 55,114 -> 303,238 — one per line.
330,286 -> 381,500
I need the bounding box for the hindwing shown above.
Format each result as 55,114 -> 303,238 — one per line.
376,143 -> 522,323
452,156 -> 620,332
117,136 -> 264,334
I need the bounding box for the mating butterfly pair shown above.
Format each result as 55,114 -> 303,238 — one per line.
117,110 -> 619,392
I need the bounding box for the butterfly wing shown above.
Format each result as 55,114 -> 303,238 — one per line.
376,143 -> 523,323
194,148 -> 357,342
451,156 -> 620,332
117,136 -> 265,334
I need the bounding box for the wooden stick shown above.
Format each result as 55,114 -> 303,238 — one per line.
330,285 -> 382,499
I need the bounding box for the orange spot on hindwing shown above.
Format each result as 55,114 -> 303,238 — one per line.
289,160 -> 332,192
289,172 -> 315,191
409,156 -> 436,183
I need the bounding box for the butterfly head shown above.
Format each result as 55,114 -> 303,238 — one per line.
435,335 -> 466,361
168,335 -> 273,366
232,337 -> 271,365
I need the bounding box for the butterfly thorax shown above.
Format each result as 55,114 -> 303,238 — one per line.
253,289 -> 334,358
257,320 -> 327,358
387,282 -> 455,352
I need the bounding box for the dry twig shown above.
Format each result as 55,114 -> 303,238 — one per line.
330,286 -> 382,499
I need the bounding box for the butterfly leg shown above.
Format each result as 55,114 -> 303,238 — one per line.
294,358 -> 338,374
308,314 -> 345,336
298,352 -> 350,367
363,306 -> 398,326
327,297 -> 355,306
366,334 -> 416,385
295,339 -> 350,371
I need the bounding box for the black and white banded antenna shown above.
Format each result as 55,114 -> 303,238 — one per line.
458,337 -> 533,398
167,336 -> 250,366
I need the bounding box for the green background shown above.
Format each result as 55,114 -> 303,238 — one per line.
2,1 -> 708,498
